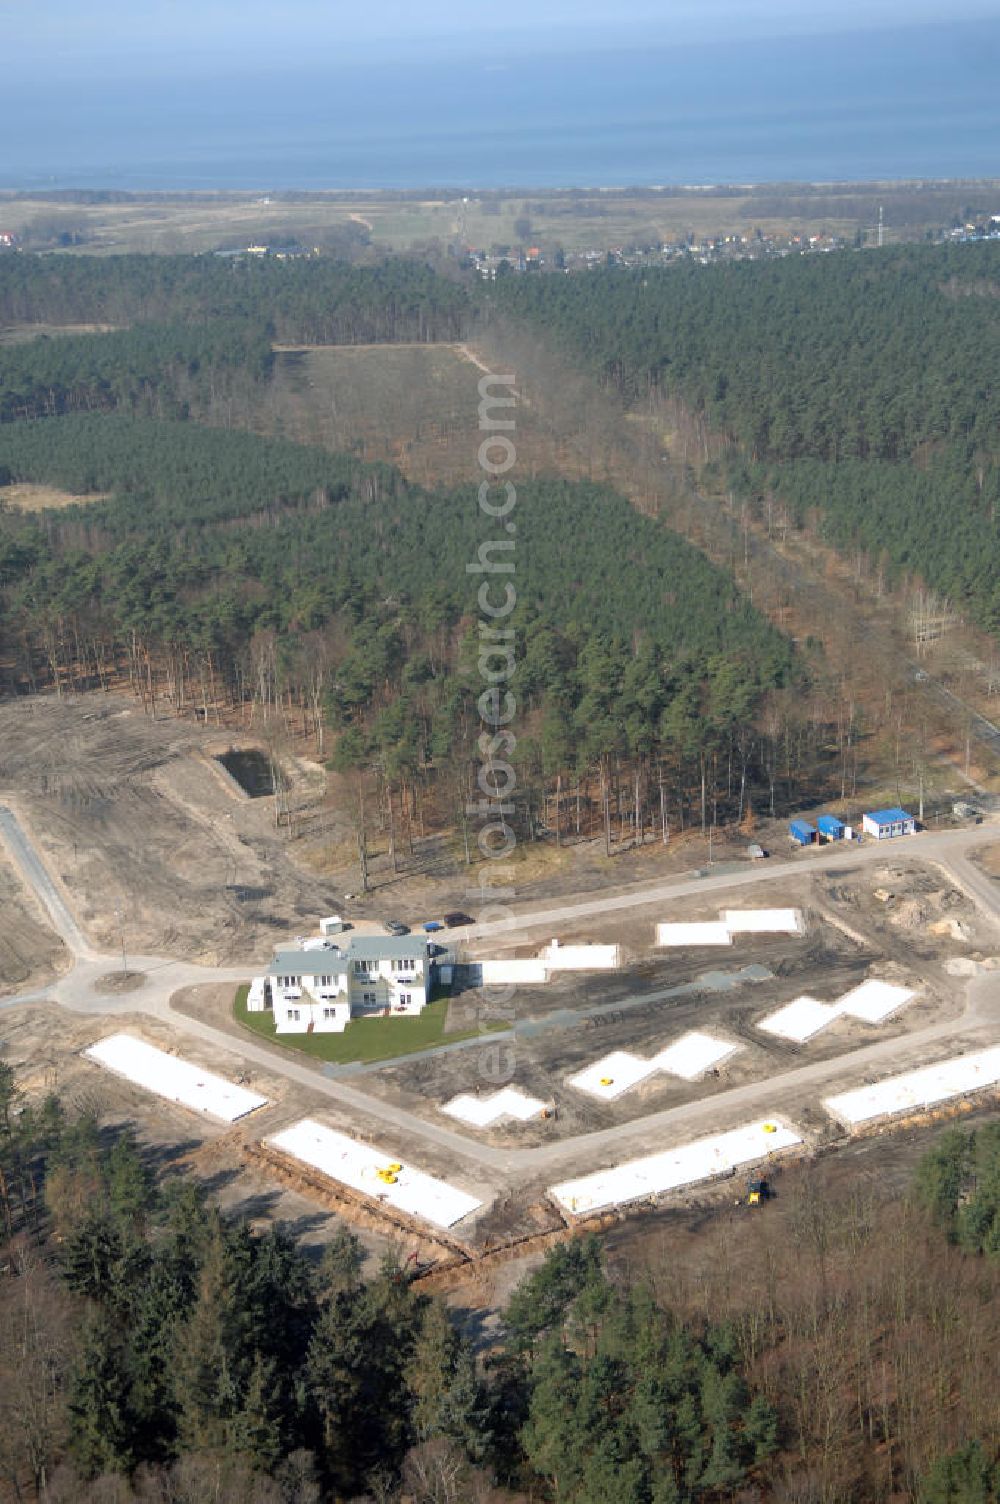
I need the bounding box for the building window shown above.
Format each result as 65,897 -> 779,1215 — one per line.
287,1008 -> 300,1022
363,991 -> 376,1005
399,992 -> 411,1006
323,1007 -> 335,1019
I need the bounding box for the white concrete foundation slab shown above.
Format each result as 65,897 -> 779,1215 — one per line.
476,958 -> 550,986
442,1086 -> 547,1126
550,1119 -> 803,1215
84,1034 -> 268,1122
541,941 -> 620,971
835,978 -> 916,1024
824,1047 -> 1000,1127
656,922 -> 732,947
651,1032 -> 740,1080
722,908 -> 802,934
268,1119 -> 482,1228
758,996 -> 841,1043
569,1051 -> 658,1100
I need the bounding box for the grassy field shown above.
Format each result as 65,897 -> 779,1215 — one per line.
3,192 -> 756,255
266,339 -> 623,490
234,984 -> 506,1065
270,342 -> 562,487
5,182 -> 990,258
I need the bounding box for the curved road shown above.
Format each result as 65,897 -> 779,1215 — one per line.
3,805 -> 1000,1197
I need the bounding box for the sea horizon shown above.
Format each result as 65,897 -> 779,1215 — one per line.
4,17 -> 999,194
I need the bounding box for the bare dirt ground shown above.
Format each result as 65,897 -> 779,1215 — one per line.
0,321 -> 120,344
600,1091 -> 1000,1285
1,686 -> 998,1312
0,694 -> 345,972
4,685 -> 951,991
2,809 -> 999,1318
357,870 -> 979,1147
0,482 -> 110,511
0,997 -> 406,1268
0,847 -> 69,994
969,839 -> 1000,878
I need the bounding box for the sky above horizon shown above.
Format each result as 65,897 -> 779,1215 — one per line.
5,0 -> 998,188
8,0 -> 1000,73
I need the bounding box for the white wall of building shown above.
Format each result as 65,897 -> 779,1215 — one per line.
348,954 -> 427,1014
271,968 -> 351,1033
274,996 -> 352,1034
861,812 -> 915,840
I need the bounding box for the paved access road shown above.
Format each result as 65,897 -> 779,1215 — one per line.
3,803 -> 1000,1196
466,822 -> 1000,938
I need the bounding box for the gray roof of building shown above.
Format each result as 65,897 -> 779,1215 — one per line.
347,935 -> 428,961
268,950 -> 349,977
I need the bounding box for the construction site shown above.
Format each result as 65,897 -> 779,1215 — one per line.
2,691 -> 1000,1306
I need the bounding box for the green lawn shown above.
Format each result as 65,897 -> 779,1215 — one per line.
233,985 -> 506,1065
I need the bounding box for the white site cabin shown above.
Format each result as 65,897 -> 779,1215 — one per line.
251,935 -> 431,1034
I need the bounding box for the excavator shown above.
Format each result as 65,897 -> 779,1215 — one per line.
746,1176 -> 770,1207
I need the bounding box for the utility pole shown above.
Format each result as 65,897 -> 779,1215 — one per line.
114,904 -> 128,978
357,792 -> 369,894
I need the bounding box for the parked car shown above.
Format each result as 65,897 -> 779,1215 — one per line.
422,920 -> 444,933
384,919 -> 409,936
443,911 -> 474,928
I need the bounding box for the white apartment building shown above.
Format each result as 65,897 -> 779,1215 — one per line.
250,935 -> 430,1035
264,950 -> 352,1034
345,936 -> 429,1017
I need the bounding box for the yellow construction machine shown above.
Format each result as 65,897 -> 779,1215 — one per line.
747,1177 -> 770,1207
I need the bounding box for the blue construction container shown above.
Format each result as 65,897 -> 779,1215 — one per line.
789,820 -> 816,846
817,815 -> 846,841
